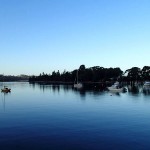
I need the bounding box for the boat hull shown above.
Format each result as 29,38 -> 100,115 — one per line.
74,83 -> 83,89
108,87 -> 123,92
1,88 -> 11,93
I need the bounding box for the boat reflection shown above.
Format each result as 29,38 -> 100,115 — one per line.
109,91 -> 121,96
0,92 -> 10,111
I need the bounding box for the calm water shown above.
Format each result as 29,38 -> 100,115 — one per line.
0,82 -> 150,150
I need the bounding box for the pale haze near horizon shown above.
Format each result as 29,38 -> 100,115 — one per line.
0,0 -> 149,75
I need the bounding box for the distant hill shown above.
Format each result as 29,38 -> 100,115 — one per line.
0,75 -> 29,82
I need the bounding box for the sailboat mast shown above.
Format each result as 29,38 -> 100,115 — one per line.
77,70 -> 78,84
2,74 -> 4,87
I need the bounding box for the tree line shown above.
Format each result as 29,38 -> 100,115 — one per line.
29,65 -> 150,83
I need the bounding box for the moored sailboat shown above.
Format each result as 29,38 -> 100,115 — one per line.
74,70 -> 83,89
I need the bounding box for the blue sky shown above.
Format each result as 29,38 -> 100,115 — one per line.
0,0 -> 150,75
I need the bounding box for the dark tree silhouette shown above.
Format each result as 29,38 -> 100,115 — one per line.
125,67 -> 142,82
29,65 -> 150,83
142,66 -> 150,81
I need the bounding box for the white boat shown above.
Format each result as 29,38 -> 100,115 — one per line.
143,81 -> 150,90
107,82 -> 123,92
74,83 -> 83,89
74,70 -> 83,89
143,81 -> 150,87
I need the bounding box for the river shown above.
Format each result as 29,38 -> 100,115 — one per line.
0,82 -> 150,150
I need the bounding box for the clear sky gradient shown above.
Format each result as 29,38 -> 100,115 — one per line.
0,0 -> 150,75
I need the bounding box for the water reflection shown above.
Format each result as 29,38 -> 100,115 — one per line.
29,82 -> 150,98
0,92 -> 10,111
127,85 -> 140,94
30,83 -> 105,97
143,88 -> 150,95
109,91 -> 121,96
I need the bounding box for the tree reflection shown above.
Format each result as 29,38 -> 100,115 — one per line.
127,85 -> 140,94
52,85 -> 60,92
29,82 -> 150,99
143,88 -> 150,95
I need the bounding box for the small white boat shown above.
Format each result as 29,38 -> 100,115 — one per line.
74,70 -> 83,89
143,81 -> 150,87
1,86 -> 11,93
107,82 -> 123,92
74,83 -> 83,89
143,81 -> 150,90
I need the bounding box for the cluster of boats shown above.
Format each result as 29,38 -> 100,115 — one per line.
74,80 -> 150,93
